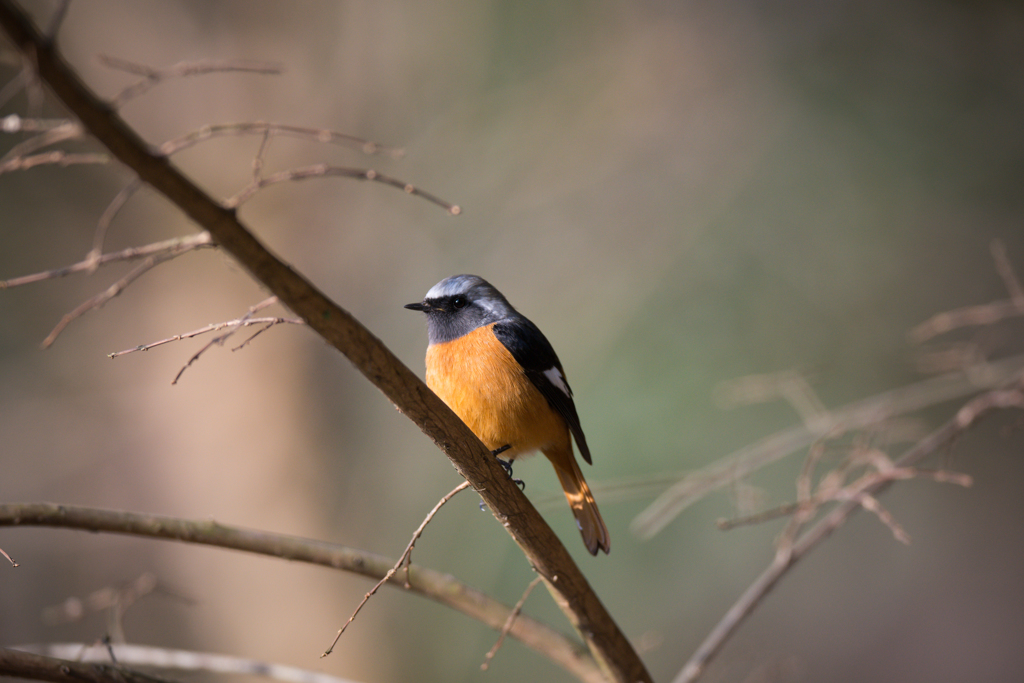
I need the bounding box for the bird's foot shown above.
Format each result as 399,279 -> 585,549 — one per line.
491,445 -> 525,491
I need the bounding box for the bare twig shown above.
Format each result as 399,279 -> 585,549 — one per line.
166,297 -> 282,384
322,481 -> 471,657
41,252 -> 177,348
225,164 -> 461,214
0,149 -> 107,173
98,55 -> 285,109
108,315 -> 303,359
89,179 -> 143,267
481,575 -> 544,671
0,232 -> 213,289
674,386 -> 1024,683
0,120 -> 82,165
910,240 -> 1024,343
158,121 -> 404,159
1,114 -> 74,132
991,238 -> 1024,305
632,353 -> 1024,540
12,644 -> 363,683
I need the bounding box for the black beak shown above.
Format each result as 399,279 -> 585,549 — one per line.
404,301 -> 430,312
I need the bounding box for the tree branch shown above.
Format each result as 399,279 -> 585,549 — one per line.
0,648 -> 177,683
0,502 -> 601,683
11,644 -> 363,683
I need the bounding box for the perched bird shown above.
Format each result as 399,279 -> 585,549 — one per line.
406,274 -> 610,555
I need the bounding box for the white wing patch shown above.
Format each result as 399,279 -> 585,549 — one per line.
543,366 -> 571,398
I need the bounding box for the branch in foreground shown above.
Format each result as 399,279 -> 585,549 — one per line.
0,648 -> 177,683
0,503 -> 601,683
673,385 -> 1024,683
12,644 -> 362,683
0,6 -> 647,681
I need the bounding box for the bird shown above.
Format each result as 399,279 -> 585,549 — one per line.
405,274 -> 610,555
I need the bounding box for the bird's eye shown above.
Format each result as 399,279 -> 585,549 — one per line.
452,296 -> 468,309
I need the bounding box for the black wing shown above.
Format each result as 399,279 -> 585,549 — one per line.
492,319 -> 592,464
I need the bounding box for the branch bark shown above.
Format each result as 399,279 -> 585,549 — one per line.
0,3 -> 649,681
0,648 -> 177,683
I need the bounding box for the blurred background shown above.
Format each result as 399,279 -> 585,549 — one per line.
2,1 -> 1024,681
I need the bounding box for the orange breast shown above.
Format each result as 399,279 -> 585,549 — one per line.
425,323 -> 569,459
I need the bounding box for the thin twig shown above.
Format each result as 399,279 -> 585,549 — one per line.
169,297 -> 282,385
225,163 -> 461,214
322,481 -> 471,657
108,316 -> 303,359
41,252 -> 177,348
909,300 -> 1024,343
909,241 -> 1024,343
0,545 -> 17,567
632,353 -> 1024,539
990,238 -> 1024,305
158,121 -> 404,159
0,120 -> 82,165
716,502 -> 801,531
89,179 -> 143,267
0,149 -> 106,173
98,55 -> 285,109
481,575 -> 544,671
1,114 -> 73,133
0,232 -> 213,289
674,386 -> 1024,683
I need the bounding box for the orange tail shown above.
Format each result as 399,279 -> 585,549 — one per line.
550,454 -> 610,555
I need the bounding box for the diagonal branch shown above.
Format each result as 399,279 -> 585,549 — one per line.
0,4 -> 649,681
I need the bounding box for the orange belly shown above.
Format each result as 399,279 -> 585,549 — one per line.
425,324 -> 569,459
